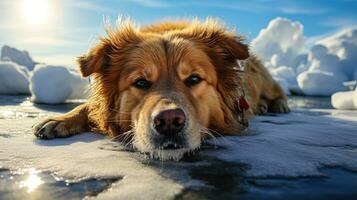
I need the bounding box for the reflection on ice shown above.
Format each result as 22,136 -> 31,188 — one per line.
19,168 -> 43,193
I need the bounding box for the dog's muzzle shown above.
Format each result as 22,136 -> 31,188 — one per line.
152,108 -> 187,149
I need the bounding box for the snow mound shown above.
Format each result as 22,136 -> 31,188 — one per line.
30,65 -> 89,104
332,86 -> 357,110
297,70 -> 347,96
251,17 -> 306,94
251,17 -> 305,69
1,45 -> 36,71
354,88 -> 357,108
0,61 -> 30,94
307,45 -> 343,75
311,28 -> 357,80
297,44 -> 349,96
331,91 -> 356,110
251,18 -> 357,96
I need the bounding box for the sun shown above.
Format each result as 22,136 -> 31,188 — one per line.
21,0 -> 49,25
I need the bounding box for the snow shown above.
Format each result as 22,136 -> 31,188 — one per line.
30,65 -> 89,104
1,45 -> 36,71
252,18 -> 357,96
354,88 -> 357,109
251,17 -> 306,94
297,71 -> 347,96
332,87 -> 357,110
251,17 -> 305,70
0,61 -> 30,94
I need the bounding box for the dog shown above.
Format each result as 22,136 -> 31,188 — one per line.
33,19 -> 290,160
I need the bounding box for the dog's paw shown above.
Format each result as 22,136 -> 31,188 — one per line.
33,119 -> 77,139
268,98 -> 290,113
255,103 -> 268,115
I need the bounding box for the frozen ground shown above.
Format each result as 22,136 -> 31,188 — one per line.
0,96 -> 357,200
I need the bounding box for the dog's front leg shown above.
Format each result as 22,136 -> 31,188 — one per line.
33,104 -> 90,139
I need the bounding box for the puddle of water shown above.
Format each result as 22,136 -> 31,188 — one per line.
0,168 -> 120,200
176,165 -> 357,200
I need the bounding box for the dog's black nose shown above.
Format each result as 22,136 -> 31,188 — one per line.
153,108 -> 186,136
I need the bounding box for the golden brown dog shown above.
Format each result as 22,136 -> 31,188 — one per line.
33,19 -> 289,160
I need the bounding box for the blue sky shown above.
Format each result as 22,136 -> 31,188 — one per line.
0,0 -> 357,66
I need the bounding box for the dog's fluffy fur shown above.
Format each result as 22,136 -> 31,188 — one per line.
33,19 -> 289,160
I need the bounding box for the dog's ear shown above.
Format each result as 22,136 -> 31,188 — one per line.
77,41 -> 111,77
77,21 -> 141,77
176,19 -> 249,60
216,33 -> 249,60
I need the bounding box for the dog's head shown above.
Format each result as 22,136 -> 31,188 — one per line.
78,19 -> 249,160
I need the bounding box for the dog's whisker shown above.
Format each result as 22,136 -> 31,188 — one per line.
200,129 -> 219,148
110,130 -> 134,141
203,127 -> 234,145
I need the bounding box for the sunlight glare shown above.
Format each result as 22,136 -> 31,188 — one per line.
19,168 -> 43,193
21,0 -> 49,25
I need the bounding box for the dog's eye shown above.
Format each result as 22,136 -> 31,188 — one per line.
133,78 -> 152,89
185,74 -> 202,87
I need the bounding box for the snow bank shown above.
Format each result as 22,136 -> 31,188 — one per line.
252,17 -> 307,94
354,88 -> 357,109
251,17 -> 307,94
30,65 -> 89,104
332,85 -> 357,110
297,70 -> 347,96
317,28 -> 357,79
331,91 -> 356,110
0,61 -> 30,94
251,17 -> 305,69
1,45 -> 36,71
252,17 -> 357,96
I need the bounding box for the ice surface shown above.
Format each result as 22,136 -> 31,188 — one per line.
0,61 -> 30,94
1,97 -> 357,199
0,45 -> 36,71
205,109 -> 357,177
30,65 -> 89,104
